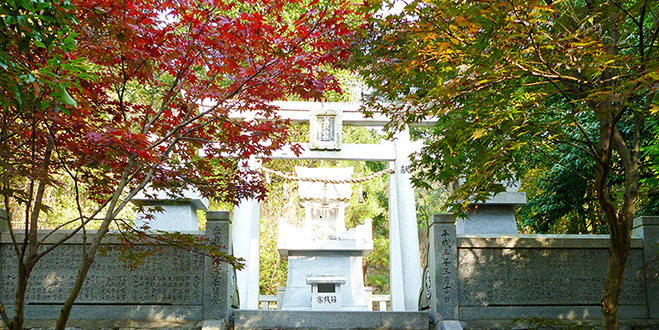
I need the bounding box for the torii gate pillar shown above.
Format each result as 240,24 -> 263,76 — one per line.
389,127 -> 423,311
233,157 -> 261,309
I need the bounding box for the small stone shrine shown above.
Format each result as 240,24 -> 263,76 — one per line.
277,166 -> 373,311
456,180 -> 526,235
132,188 -> 208,231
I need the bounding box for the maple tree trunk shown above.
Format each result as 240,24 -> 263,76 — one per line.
601,236 -> 629,330
594,113 -> 618,330
56,254 -> 95,330
0,302 -> 9,329
594,109 -> 640,330
55,161 -> 136,330
55,213 -> 113,330
598,202 -> 627,330
7,137 -> 55,330
12,264 -> 30,330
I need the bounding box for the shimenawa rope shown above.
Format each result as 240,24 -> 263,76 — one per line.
257,165 -> 394,184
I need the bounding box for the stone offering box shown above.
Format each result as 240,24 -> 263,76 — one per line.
307,275 -> 346,311
0,211 -> 235,325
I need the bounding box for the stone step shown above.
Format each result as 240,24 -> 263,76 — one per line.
233,310 -> 430,330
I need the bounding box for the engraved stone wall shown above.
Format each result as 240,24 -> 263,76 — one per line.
0,244 -> 204,305
458,246 -> 646,306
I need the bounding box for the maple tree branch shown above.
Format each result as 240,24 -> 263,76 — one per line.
571,116 -> 598,158
24,115 -> 40,243
36,196 -> 113,260
507,1 -> 588,89
29,124 -> 112,257
424,13 -> 471,46
144,49 -> 202,134
533,117 -> 597,158
522,80 -> 554,87
181,69 -> 221,124
632,90 -> 655,158
42,119 -> 93,239
1,124 -> 32,152
110,173 -> 151,220
647,16 -> 659,58
56,153 -> 144,329
1,200 -> 22,264
26,135 -> 54,267
35,217 -> 101,260
531,144 -> 591,181
561,135 -> 599,158
117,54 -> 128,120
0,302 -> 10,329
610,0 -> 643,34
0,112 -> 24,143
612,125 -> 639,225
638,0 -> 648,62
512,62 -> 591,87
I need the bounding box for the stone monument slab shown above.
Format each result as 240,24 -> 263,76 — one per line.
427,214 -> 459,323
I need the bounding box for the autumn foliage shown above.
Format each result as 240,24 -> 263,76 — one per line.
0,0 -> 359,328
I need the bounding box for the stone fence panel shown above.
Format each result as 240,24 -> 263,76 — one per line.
425,214 -> 659,326
0,210 -> 234,324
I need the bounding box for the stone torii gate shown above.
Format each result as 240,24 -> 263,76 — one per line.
229,101 -> 430,311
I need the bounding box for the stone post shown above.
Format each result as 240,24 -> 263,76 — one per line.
633,216 -> 659,319
427,214 -> 459,324
0,208 -> 8,232
203,211 -> 235,328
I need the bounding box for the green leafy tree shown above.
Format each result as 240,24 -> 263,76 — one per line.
357,0 -> 659,329
518,112 -> 659,234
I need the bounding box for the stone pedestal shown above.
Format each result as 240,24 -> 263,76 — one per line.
279,220 -> 373,311
633,216 -> 659,319
279,248 -> 371,311
132,189 -> 208,231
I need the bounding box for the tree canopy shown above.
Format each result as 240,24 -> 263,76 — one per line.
0,0 -> 359,328
356,0 -> 659,329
